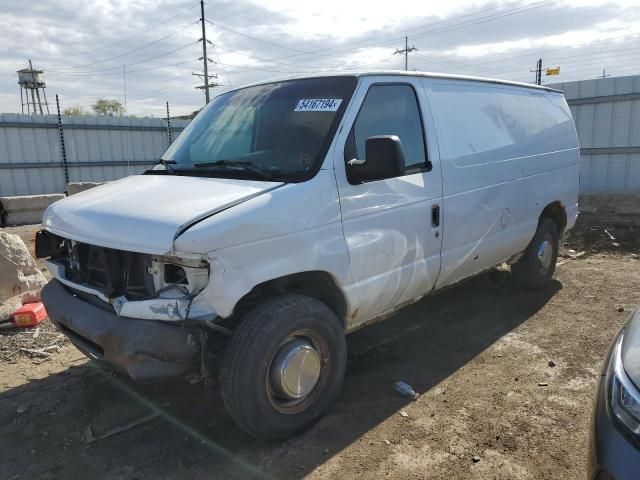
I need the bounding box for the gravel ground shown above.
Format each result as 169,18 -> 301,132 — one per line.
0,219 -> 639,480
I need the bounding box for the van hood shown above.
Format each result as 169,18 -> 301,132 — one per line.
42,175 -> 284,254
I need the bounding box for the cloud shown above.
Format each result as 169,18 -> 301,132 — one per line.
0,0 -> 638,116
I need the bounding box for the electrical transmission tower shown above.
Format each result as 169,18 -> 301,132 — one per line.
196,0 -> 218,104
394,37 -> 417,71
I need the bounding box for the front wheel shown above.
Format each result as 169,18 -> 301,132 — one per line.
512,218 -> 559,289
220,294 -> 346,440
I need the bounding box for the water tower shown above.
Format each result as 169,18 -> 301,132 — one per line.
17,59 -> 50,115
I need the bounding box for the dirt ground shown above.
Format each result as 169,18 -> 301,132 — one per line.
1,218 -> 639,480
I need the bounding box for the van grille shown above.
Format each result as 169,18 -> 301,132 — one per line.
60,241 -> 155,300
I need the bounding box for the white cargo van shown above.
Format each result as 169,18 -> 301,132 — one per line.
38,71 -> 579,439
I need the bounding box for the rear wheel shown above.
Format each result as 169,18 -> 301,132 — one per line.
220,294 -> 346,440
512,218 -> 559,289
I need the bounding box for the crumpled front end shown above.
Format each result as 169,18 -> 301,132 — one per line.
41,279 -> 200,381
36,230 -> 217,381
36,229 -> 216,322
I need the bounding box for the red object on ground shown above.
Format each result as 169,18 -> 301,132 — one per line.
11,301 -> 47,328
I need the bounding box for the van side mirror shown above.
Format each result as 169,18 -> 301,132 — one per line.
347,135 -> 406,183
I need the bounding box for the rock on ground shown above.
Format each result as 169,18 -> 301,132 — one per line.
0,232 -> 47,320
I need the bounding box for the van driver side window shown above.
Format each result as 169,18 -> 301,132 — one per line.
345,83 -> 428,181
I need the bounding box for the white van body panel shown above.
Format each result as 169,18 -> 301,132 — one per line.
42,175 -> 284,255
424,79 -> 579,288
173,169 -> 360,319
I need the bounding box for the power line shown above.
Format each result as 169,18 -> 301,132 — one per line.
253,0 -> 540,64
68,1 -> 201,56
204,19 -> 312,55
475,49 -> 640,78
507,63 -> 640,83
242,0 -> 559,67
201,0 -> 556,74
46,55 -> 198,78
205,0 -> 268,26
412,51 -> 479,71
200,0 -> 549,71
394,0 -> 561,45
212,43 -> 343,70
49,20 -> 199,71
460,32 -> 640,68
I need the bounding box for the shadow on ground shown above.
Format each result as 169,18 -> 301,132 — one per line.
0,276 -> 560,480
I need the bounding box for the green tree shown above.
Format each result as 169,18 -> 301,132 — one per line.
92,99 -> 125,116
63,106 -> 86,116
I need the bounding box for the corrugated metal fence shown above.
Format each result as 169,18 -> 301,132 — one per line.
0,113 -> 190,196
550,74 -> 640,193
3,77 -> 640,196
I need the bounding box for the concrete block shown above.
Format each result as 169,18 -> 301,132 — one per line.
0,194 -> 64,226
66,181 -> 105,196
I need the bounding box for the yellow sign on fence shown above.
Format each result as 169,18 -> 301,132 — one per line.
546,67 -> 561,76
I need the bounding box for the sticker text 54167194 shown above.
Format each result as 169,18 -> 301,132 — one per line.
294,98 -> 343,112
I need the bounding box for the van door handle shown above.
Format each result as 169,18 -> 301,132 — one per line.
431,205 -> 440,227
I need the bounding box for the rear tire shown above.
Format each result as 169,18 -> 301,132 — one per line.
512,218 -> 559,289
220,294 -> 346,440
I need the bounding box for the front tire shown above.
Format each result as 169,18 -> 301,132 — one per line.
512,218 -> 559,289
220,294 -> 346,440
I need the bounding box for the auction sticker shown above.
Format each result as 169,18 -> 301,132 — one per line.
294,98 -> 342,112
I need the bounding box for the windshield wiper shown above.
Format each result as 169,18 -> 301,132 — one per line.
193,160 -> 275,180
157,159 -> 176,173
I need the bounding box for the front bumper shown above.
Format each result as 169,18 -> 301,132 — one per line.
589,330 -> 640,480
41,279 -> 200,381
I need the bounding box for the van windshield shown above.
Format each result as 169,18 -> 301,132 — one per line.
159,76 -> 358,182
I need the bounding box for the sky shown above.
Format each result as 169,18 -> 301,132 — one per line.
0,0 -> 638,117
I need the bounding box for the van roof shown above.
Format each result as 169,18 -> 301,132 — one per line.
233,70 -> 564,95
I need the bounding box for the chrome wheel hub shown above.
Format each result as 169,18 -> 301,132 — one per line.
537,238 -> 553,272
270,339 -> 321,400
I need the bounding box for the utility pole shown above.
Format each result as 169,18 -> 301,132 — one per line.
537,58 -> 542,85
55,94 -> 69,185
530,58 -> 542,85
123,64 -> 127,115
166,101 -> 172,144
200,0 -> 210,104
394,36 -> 417,71
193,70 -> 218,97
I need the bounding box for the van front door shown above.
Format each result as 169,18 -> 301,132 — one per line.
334,77 -> 443,327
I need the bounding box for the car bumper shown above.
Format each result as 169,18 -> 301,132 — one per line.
41,279 -> 200,381
589,332 -> 640,480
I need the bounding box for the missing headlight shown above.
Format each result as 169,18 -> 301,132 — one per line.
164,263 -> 188,285
150,256 -> 210,296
